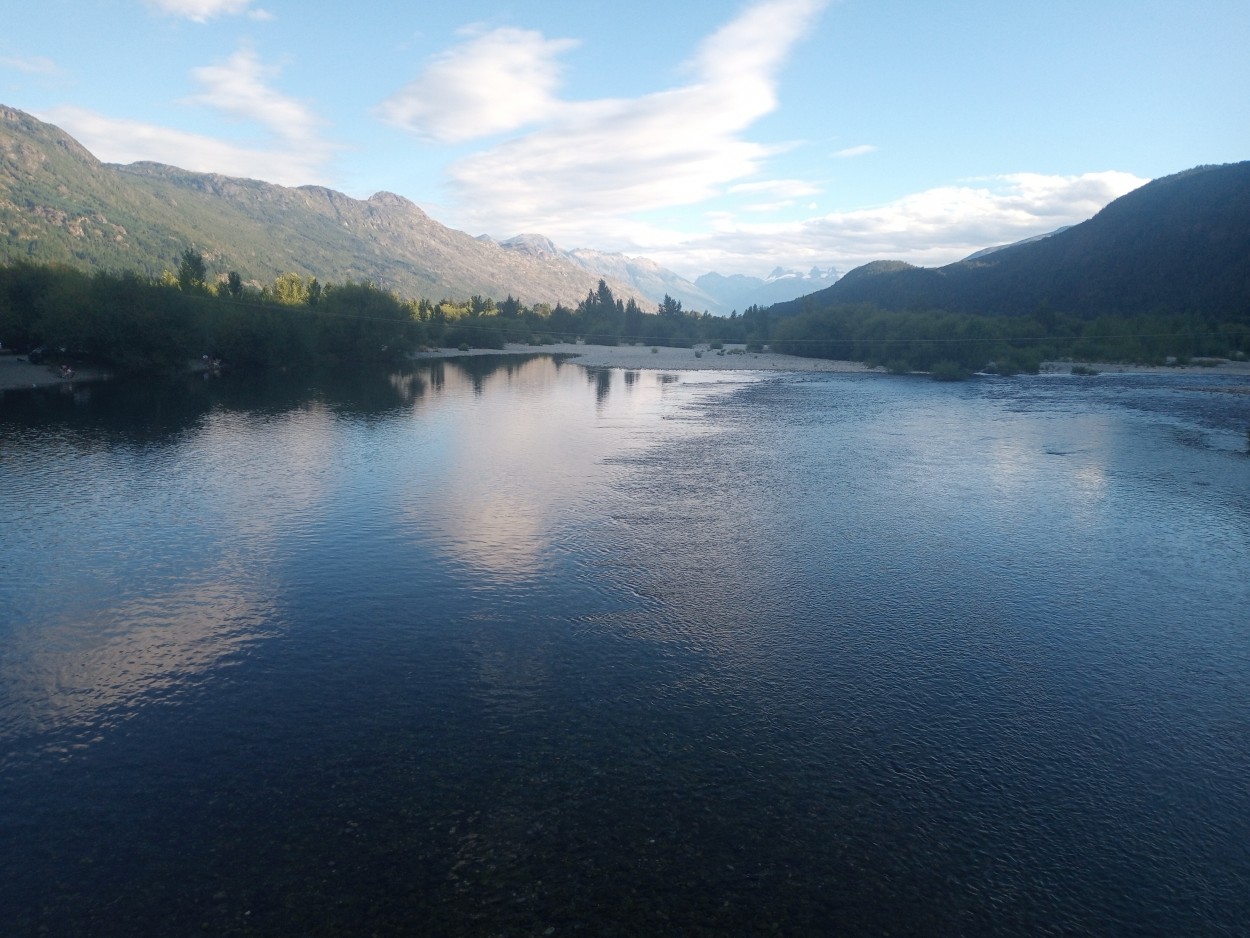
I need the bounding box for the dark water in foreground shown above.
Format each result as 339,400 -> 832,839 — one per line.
2,357 -> 1248,936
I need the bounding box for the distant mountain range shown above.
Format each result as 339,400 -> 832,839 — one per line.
774,163 -> 1250,319
13,104 -> 1235,323
0,105 -> 653,308
486,233 -> 719,311
0,104 -> 844,314
695,267 -> 840,313
486,235 -> 841,313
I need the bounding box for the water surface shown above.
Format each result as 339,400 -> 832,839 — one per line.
2,359 -> 1248,935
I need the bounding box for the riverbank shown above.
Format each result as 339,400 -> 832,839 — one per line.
411,342 -> 883,373
6,344 -> 1247,390
411,343 -> 1250,378
1040,357 -> 1250,377
0,354 -> 112,391
1,344 -> 873,389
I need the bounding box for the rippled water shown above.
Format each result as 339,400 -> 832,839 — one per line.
2,359 -> 1248,935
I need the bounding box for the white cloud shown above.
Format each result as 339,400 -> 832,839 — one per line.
641,171 -> 1149,277
184,48 -> 325,150
394,0 -> 829,237
378,27 -> 578,143
0,55 -> 62,76
38,106 -> 331,187
833,143 -> 876,158
729,179 -> 821,197
38,48 -> 337,188
743,200 -> 799,213
385,2 -> 1141,280
141,0 -> 264,22
372,1 -> 1142,279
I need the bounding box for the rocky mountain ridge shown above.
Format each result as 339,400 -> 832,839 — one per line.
1,104 -> 651,308
2,105 -> 850,314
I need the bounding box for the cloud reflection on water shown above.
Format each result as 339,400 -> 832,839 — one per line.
0,567 -> 278,751
0,357 -> 749,755
399,356 -> 719,581
0,401 -> 349,752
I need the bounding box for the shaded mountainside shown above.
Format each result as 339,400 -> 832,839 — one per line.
0,105 -> 649,308
774,163 -> 1250,319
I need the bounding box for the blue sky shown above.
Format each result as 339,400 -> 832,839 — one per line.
3,0 -> 1247,278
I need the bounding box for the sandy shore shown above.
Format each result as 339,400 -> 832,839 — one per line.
411,342 -> 883,373
1040,358 -> 1250,377
412,343 -> 1250,379
0,354 -> 112,391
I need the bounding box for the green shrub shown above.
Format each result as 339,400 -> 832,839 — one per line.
930,360 -> 970,381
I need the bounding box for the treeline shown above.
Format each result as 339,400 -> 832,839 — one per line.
0,259 -> 419,372
4,254 -> 1246,378
769,303 -> 1250,376
0,253 -> 779,373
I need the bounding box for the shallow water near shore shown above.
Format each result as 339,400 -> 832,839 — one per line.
2,357 -> 1248,935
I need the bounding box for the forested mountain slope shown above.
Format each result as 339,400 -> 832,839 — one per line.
775,163 -> 1250,319
0,104 -> 647,307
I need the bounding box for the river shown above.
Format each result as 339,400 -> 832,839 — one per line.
2,357 -> 1248,935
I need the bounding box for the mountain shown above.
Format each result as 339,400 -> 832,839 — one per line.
486,235 -> 719,312
960,226 -> 1070,261
565,248 -> 719,312
775,163 -> 1250,319
0,104 -> 650,308
696,266 -> 840,312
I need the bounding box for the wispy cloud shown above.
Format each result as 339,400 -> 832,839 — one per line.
386,0 -> 829,238
0,55 -> 63,76
729,179 -> 821,197
38,107 -> 330,186
833,143 -> 876,158
729,179 -> 822,214
644,171 -> 1149,277
378,26 -> 579,143
743,200 -> 800,213
141,0 -> 269,22
40,47 -> 337,187
183,47 -> 325,151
